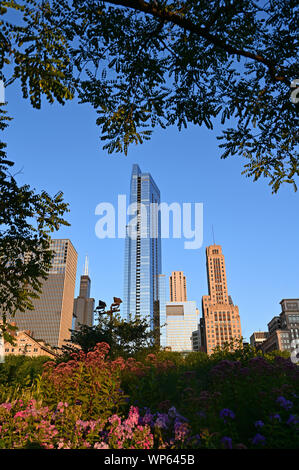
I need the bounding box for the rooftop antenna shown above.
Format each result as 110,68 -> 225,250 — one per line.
212,225 -> 216,245
83,255 -> 89,276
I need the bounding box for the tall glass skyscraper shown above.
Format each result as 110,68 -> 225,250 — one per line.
123,164 -> 166,346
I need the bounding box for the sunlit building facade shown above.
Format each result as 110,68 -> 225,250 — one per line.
169,271 -> 187,302
201,245 -> 242,355
11,239 -> 77,348
123,164 -> 166,346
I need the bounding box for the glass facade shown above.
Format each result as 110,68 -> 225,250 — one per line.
123,164 -> 166,344
166,301 -> 199,352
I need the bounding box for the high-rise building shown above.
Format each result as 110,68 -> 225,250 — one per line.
165,301 -> 198,352
169,271 -> 187,302
123,164 -> 166,346
11,239 -> 77,348
261,299 -> 299,354
201,245 -> 242,355
73,256 -> 95,330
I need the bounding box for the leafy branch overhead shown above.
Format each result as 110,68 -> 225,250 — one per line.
1,0 -> 298,191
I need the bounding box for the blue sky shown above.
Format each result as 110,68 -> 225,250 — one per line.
4,83 -> 299,342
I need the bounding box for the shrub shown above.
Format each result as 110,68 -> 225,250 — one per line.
38,343 -> 127,419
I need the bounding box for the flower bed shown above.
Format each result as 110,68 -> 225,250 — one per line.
0,343 -> 298,449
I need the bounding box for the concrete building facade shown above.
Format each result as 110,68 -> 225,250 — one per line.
169,271 -> 187,302
4,328 -> 57,359
250,331 -> 269,349
261,299 -> 299,354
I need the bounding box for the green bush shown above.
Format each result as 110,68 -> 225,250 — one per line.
0,355 -> 52,387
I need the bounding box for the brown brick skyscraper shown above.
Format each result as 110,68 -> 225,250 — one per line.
201,245 -> 242,355
169,271 -> 187,302
12,239 -> 77,348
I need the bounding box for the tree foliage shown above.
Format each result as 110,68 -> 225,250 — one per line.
0,106 -> 70,333
1,0 -> 298,191
60,310 -> 159,359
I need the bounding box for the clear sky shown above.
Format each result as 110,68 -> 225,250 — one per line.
4,83 -> 299,342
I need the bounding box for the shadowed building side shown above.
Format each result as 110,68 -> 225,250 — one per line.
73,256 -> 95,330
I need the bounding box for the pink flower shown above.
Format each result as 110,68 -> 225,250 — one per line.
1,403 -> 12,411
94,442 -> 109,449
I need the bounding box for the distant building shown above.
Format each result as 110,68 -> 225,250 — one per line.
169,271 -> 187,302
166,301 -> 198,352
11,239 -> 77,348
250,331 -> 269,349
261,299 -> 299,354
4,327 -> 57,359
191,329 -> 201,351
201,245 -> 242,355
73,256 -> 95,330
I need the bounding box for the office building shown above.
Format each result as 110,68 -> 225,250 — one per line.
166,301 -> 198,352
123,164 -> 166,346
169,271 -> 187,302
73,256 -> 95,330
261,299 -> 299,354
250,331 -> 269,349
11,239 -> 77,348
201,245 -> 242,355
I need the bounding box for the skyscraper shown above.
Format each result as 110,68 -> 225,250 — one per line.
73,256 -> 95,330
201,245 -> 242,355
123,164 -> 166,345
12,239 -> 77,348
169,271 -> 187,302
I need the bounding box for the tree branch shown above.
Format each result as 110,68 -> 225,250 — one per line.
103,0 -> 288,84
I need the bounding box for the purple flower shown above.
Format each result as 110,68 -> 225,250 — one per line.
221,436 -> 233,449
155,413 -> 169,429
220,408 -> 235,422
252,433 -> 266,446
287,415 -> 299,426
140,411 -> 154,426
254,420 -> 264,428
276,396 -> 293,410
270,413 -> 281,422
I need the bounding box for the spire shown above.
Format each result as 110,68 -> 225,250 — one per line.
83,255 -> 89,276
212,225 -> 216,245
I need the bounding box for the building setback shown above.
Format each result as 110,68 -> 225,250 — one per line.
201,245 -> 242,355
169,271 -> 187,302
11,239 -> 77,348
